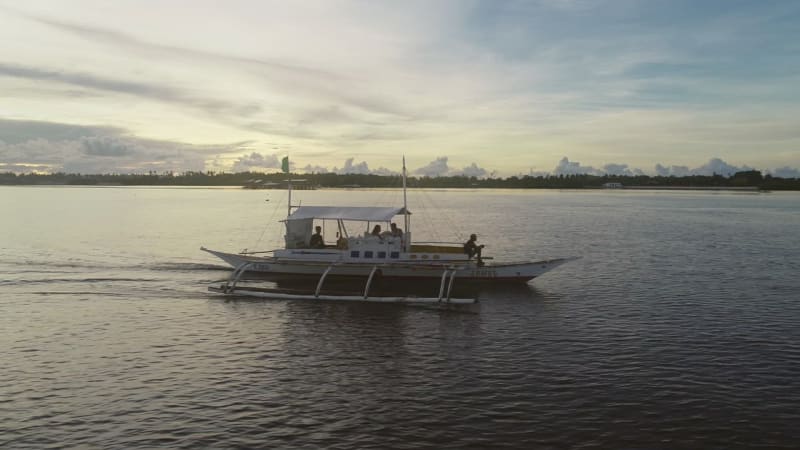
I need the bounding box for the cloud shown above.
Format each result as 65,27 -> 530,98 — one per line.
455,162 -> 488,178
3,125 -> 798,180
370,166 -> 399,176
17,9 -> 343,83
553,156 -> 601,175
231,152 -> 281,172
553,158 -> 654,176
0,162 -> 52,173
0,118 -> 241,173
0,137 -> 210,174
654,157 -> 752,177
0,60 -> 407,145
82,137 -> 133,157
3,2 -> 798,176
301,164 -> 331,174
605,163 -> 645,176
413,156 -> 450,177
0,63 -> 262,119
691,157 -> 752,176
10,9 -> 415,123
0,118 -> 120,145
410,157 -> 489,177
602,163 -> 633,176
655,164 -> 691,177
1,138 -> 76,169
770,166 -> 800,179
552,157 -> 772,178
1,2 -> 798,176
329,158 -> 398,175
527,168 -> 550,177
333,157 -> 371,175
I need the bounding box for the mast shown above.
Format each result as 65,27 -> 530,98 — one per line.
287,177 -> 292,219
402,156 -> 410,252
283,155 -> 292,219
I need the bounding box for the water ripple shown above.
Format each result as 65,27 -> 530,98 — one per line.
2,189 -> 800,448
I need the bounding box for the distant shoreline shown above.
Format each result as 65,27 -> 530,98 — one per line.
617,185 -> 760,191
0,184 -> 789,192
1,170 -> 798,190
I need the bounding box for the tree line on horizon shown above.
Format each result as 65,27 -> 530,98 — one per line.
1,169 -> 798,190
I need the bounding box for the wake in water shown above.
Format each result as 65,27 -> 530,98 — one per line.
0,256 -> 230,273
0,253 -> 234,300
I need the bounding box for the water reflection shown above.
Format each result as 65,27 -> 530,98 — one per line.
475,283 -> 558,302
5,187 -> 800,448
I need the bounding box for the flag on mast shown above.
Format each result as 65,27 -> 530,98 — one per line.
281,156 -> 289,174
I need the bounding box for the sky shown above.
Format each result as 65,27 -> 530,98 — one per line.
1,0 -> 799,177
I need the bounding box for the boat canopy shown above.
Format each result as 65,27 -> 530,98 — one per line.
287,206 -> 409,222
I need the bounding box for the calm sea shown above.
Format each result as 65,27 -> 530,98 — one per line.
1,186 -> 799,449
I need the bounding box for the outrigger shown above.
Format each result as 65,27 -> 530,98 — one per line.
203,158 -> 576,304
208,260 -> 476,304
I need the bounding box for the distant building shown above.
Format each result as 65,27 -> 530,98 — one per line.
602,182 -> 624,189
243,179 -> 280,189
243,179 -> 316,190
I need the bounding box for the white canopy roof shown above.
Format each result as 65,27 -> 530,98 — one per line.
287,206 -> 409,222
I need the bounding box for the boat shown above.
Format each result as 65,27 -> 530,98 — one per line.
202,158 -> 577,304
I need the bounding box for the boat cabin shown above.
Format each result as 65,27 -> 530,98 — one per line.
283,205 -> 407,249
276,205 -> 469,263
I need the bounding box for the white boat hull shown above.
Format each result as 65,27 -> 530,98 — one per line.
201,247 -> 574,283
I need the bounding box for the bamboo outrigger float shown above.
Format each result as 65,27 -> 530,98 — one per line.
203,157 -> 577,304
209,261 -> 477,304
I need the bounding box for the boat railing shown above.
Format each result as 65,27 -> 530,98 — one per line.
410,242 -> 464,254
238,249 -> 280,255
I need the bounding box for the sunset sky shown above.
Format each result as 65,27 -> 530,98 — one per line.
1,0 -> 799,176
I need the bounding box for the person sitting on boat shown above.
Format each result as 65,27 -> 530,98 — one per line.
371,225 -> 382,238
309,226 -> 325,249
336,233 -> 348,249
464,233 -> 485,266
390,223 -> 403,237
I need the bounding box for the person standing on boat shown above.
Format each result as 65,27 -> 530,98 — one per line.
309,226 -> 325,248
464,234 -> 485,266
